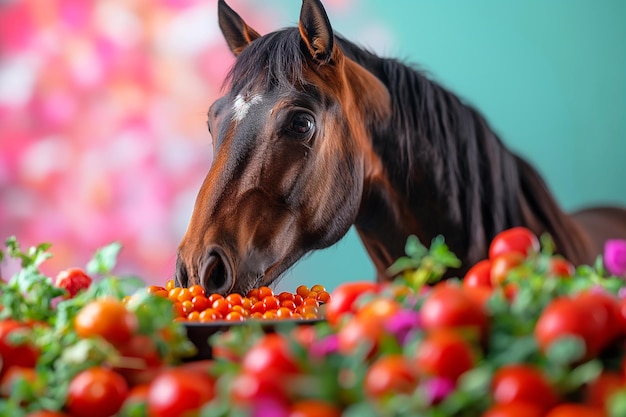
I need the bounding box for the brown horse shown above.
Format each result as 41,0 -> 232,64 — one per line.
175,0 -> 626,295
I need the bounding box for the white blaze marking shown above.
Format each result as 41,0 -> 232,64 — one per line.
232,94 -> 262,122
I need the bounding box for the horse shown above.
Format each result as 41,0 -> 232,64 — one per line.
174,0 -> 626,295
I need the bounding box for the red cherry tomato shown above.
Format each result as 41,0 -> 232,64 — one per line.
147,369 -> 215,417
289,400 -> 342,417
535,296 -> 613,361
414,329 -> 475,382
115,335 -> 163,386
463,259 -> 493,289
356,297 -> 401,323
545,404 -> 606,417
548,256 -> 575,278
574,290 -> 622,349
337,315 -> 384,357
54,267 -> 92,298
491,364 -> 558,412
66,367 -> 129,417
420,283 -> 488,341
0,319 -> 39,377
481,402 -> 545,417
74,297 -> 138,347
241,334 -> 298,376
489,227 -> 540,260
364,354 -> 418,397
490,252 -> 525,286
230,370 -> 288,404
325,281 -> 379,325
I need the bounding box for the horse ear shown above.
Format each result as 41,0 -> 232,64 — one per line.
299,0 -> 335,64
218,0 -> 261,56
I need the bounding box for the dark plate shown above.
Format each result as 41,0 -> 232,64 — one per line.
182,319 -> 325,361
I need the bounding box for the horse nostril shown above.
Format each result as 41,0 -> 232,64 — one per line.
201,248 -> 233,295
175,256 -> 189,288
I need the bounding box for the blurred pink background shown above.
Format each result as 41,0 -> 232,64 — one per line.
0,0 -> 358,284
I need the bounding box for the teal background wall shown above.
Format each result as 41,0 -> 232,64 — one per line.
274,0 -> 626,293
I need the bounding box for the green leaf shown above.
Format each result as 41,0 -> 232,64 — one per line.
342,402 -> 381,417
405,234 -> 427,259
457,366 -> 493,396
545,336 -> 586,365
608,388 -> 626,417
5,236 -> 52,269
86,242 -> 122,275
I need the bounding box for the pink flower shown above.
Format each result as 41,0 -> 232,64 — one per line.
605,239 -> 626,277
384,309 -> 421,345
309,334 -> 339,358
422,377 -> 455,405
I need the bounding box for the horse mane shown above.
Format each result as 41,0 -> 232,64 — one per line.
335,36 -> 592,265
223,27 -> 591,266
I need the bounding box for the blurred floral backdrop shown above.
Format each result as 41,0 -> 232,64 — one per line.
3,0 -> 624,289
0,0 -> 377,286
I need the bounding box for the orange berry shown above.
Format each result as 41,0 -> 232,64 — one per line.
250,301 -> 265,314
225,311 -> 245,322
191,295 -> 211,312
241,298 -> 253,311
207,293 -> 224,304
296,285 -> 309,298
199,308 -> 220,321
181,300 -> 195,315
317,291 -> 331,304
310,284 -> 326,293
258,286 -> 274,299
276,307 -> 293,319
165,279 -> 176,291
226,293 -> 244,306
186,311 -> 200,321
262,310 -> 278,320
168,287 -> 182,300
302,298 -> 319,307
172,302 -> 185,318
212,299 -> 232,317
177,289 -> 193,303
278,292 -> 295,302
302,312 -> 319,320
280,300 -> 297,311
263,296 -> 280,310
231,305 -> 248,317
297,305 -> 319,316
189,285 -> 205,298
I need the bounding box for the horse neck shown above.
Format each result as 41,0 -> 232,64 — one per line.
340,38 -> 593,272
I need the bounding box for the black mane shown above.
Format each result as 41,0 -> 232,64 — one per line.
336,35 -> 528,262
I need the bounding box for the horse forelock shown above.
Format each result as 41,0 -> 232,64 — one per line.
225,28 -> 309,94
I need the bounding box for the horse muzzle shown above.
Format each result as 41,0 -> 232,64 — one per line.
175,245 -> 235,295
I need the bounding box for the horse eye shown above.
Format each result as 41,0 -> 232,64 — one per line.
289,113 -> 314,135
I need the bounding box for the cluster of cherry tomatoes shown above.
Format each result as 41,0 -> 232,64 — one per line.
3,226 -> 626,417
143,280 -> 331,322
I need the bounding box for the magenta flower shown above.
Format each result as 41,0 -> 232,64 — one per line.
252,396 -> 290,417
422,377 -> 455,405
384,309 -> 421,345
605,239 -> 626,277
309,334 -> 339,358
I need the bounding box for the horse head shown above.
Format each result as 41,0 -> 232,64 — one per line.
175,0 -> 391,295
